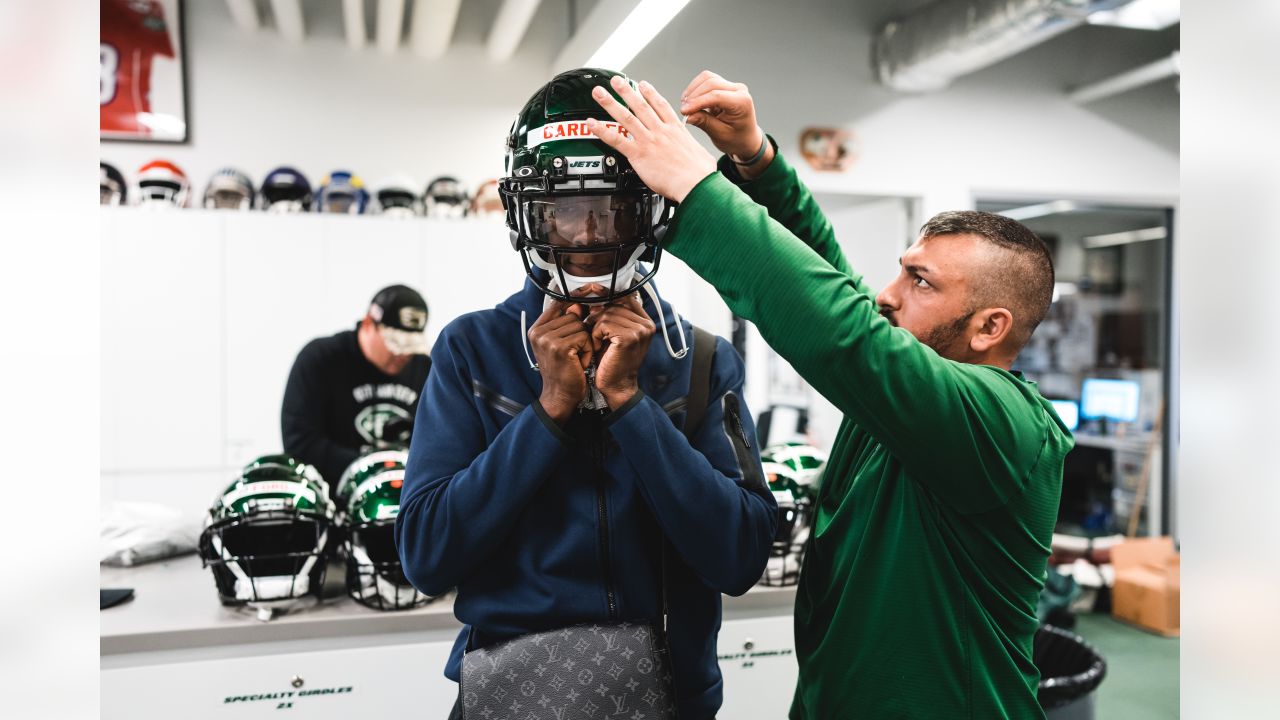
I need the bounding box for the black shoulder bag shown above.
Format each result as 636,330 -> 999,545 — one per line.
458,327 -> 717,720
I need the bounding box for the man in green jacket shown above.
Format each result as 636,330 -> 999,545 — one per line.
585,72 -> 1073,719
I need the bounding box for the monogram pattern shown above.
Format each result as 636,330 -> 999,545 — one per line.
462,622 -> 677,720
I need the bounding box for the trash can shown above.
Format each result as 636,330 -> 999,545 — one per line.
1035,624 -> 1107,720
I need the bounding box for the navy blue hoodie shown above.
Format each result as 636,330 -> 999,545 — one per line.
395,276 -> 777,719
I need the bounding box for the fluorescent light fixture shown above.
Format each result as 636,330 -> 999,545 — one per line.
1051,282 -> 1079,303
584,0 -> 693,70
998,200 -> 1078,222
1083,226 -> 1167,249
1088,0 -> 1180,31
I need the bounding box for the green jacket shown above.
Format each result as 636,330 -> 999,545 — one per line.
663,148 -> 1072,719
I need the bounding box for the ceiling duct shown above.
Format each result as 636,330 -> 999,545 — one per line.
873,0 -> 1132,92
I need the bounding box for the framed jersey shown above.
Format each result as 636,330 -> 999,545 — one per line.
101,0 -> 188,143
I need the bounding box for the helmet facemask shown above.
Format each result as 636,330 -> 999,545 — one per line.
199,507 -> 331,618
758,459 -> 815,587
138,179 -> 187,207
346,519 -> 431,610
503,157 -> 670,305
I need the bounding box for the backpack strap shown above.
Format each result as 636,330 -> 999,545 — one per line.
682,325 -> 717,440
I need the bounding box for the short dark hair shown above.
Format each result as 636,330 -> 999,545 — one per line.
919,210 -> 1054,348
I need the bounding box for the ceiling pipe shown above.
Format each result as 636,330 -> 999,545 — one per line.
873,0 -> 1134,93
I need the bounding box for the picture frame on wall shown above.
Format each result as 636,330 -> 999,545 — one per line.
101,0 -> 189,143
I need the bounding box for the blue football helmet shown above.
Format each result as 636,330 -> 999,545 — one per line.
315,170 -> 370,215
261,167 -> 313,213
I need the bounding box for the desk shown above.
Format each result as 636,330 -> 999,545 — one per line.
102,558 -> 797,719
1066,433 -> 1162,536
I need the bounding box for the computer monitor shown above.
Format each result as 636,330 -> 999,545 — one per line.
1049,399 -> 1079,431
1080,378 -> 1140,423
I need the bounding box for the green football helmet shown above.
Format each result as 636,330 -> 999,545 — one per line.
762,442 -> 828,489
758,444 -> 827,587
335,449 -> 408,508
197,456 -> 335,620
500,68 -> 673,304
338,450 -> 432,610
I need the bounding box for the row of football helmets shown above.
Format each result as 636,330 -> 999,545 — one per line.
198,441 -> 827,623
100,160 -> 504,217
197,450 -> 431,621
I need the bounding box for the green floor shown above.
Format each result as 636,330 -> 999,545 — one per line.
1072,613 -> 1179,719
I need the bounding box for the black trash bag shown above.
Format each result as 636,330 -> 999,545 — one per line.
1035,624 -> 1107,711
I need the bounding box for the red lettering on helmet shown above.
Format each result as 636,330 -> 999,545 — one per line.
543,126 -> 553,140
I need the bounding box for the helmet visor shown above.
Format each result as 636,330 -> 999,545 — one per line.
523,193 -> 645,249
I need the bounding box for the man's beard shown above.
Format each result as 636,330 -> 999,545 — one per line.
908,310 -> 976,359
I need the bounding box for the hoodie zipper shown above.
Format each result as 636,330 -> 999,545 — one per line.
591,425 -> 619,621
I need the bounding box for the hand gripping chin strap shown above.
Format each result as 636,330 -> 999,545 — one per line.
518,277 -> 688,373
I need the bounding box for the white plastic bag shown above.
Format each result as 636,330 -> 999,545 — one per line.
100,501 -> 201,567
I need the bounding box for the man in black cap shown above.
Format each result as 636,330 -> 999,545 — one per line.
281,284 -> 432,489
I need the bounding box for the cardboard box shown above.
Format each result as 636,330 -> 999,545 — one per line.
1110,536 -> 1180,636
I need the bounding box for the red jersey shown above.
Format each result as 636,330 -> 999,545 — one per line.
100,0 -> 175,137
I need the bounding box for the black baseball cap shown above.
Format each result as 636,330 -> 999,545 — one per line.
368,284 -> 429,354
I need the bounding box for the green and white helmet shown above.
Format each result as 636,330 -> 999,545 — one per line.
762,443 -> 828,489
197,456 -> 335,620
339,450 -> 431,610
500,68 -> 673,305
758,444 -> 827,587
335,449 -> 408,508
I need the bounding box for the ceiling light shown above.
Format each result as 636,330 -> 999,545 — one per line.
998,200 -> 1078,222
1088,0 -> 1180,31
1083,226 -> 1168,249
584,0 -> 693,70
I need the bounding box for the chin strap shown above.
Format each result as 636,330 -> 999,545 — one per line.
641,280 -> 689,360
519,273 -> 689,372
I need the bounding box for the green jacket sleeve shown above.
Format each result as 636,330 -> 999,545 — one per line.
716,142 -> 873,297
664,169 -> 1052,513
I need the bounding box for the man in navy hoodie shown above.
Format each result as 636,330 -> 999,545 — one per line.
395,68 -> 777,720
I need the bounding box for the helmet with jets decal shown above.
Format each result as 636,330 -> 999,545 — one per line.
500,68 -> 673,305
197,457 -> 335,619
339,450 -> 432,610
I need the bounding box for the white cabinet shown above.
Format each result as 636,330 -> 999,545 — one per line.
102,640 -> 460,719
